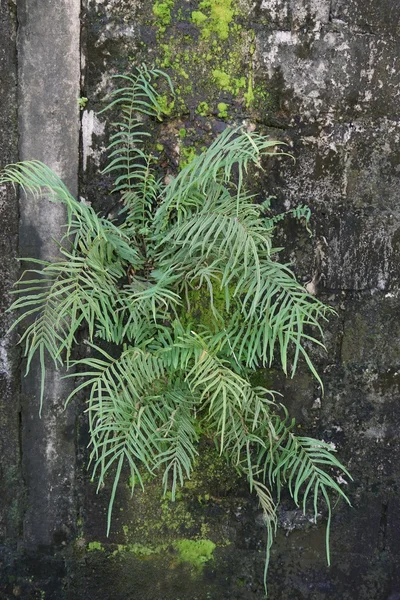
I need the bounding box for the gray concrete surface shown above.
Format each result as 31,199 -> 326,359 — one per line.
17,0 -> 81,548
0,0 -> 22,545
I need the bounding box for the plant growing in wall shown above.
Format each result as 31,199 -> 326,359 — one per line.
2,65 -> 350,590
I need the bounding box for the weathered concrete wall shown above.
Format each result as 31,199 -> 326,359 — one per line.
1,0 -> 400,598
17,0 -> 81,551
0,0 -> 22,546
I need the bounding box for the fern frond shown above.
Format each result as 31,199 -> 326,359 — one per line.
121,154 -> 163,236
100,66 -> 173,119
182,333 -> 279,452
101,65 -> 173,196
155,187 -> 273,293
116,272 -> 181,347
0,160 -> 143,269
155,127 -> 284,228
0,160 -> 78,214
9,275 -> 68,413
264,204 -> 312,236
66,344 -> 169,533
257,428 -> 351,565
8,226 -> 139,409
227,261 -> 335,385
154,387 -> 199,499
252,480 -> 277,596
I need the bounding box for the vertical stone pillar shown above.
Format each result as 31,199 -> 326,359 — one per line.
17,0 -> 80,547
0,0 -> 22,544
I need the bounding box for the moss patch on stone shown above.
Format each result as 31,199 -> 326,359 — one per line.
196,101 -> 210,116
217,102 -> 229,118
153,0 -> 175,32
191,0 -> 235,41
179,145 -> 198,168
148,0 -> 265,123
87,541 -> 104,552
174,539 -> 216,569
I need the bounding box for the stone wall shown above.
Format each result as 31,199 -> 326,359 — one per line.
1,0 -> 400,598
0,0 -> 22,547
17,0 -> 81,550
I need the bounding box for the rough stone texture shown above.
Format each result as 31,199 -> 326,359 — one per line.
0,0 -> 22,546
17,0 -> 81,548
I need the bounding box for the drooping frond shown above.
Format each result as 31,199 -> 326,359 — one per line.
252,479 -> 277,596
66,344 -> 169,533
8,263 -> 68,413
8,234 -> 127,408
0,160 -> 80,216
258,427 -> 351,565
154,387 -> 199,499
0,160 -> 142,268
3,160 -> 146,406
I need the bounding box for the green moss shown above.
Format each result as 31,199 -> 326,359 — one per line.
180,280 -> 232,333
98,537 -> 217,569
217,102 -> 229,118
180,146 -> 197,169
191,10 -> 208,26
183,442 -> 240,495
153,0 -> 174,31
212,69 -> 230,90
232,76 -> 246,95
158,95 -> 175,115
196,101 -> 210,116
87,541 -> 104,552
196,0 -> 235,40
78,96 -> 88,110
152,0 -> 260,116
110,540 -> 167,558
179,127 -> 187,138
244,75 -> 254,107
160,495 -> 195,530
212,69 -> 245,95
159,44 -> 191,86
126,543 -> 163,556
174,539 -> 216,569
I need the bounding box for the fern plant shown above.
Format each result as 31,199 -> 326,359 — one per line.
2,65 -> 350,592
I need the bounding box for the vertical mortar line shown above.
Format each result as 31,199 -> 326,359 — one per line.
16,0 -> 81,548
